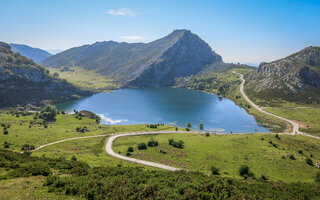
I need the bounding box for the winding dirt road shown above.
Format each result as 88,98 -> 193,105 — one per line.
236,73 -> 299,134
235,72 -> 320,139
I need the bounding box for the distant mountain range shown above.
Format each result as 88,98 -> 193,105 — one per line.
41,30 -> 222,87
46,49 -> 63,55
6,30 -> 320,105
9,43 -> 52,63
245,46 -> 320,104
0,42 -> 91,107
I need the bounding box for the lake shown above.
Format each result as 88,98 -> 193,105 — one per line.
56,88 -> 270,133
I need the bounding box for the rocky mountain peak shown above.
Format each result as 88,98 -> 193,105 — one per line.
42,30 -> 222,87
245,46 -> 320,104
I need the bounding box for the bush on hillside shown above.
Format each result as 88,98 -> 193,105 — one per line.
138,143 -> 147,150
39,104 -> 57,121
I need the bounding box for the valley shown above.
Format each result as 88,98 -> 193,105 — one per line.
1,26 -> 320,200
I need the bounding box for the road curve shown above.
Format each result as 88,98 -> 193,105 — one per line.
105,131 -> 204,171
234,72 -> 320,139
235,72 -> 299,134
30,134 -> 110,152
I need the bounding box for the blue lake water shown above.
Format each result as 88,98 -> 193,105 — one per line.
56,87 -> 270,133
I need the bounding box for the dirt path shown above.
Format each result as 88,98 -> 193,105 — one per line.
30,134 -> 110,152
234,72 -> 320,139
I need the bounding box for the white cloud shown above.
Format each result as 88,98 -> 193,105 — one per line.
107,8 -> 134,16
119,35 -> 146,42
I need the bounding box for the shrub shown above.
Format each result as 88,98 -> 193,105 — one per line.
298,150 -> 303,154
275,134 -> 280,140
239,165 -> 249,176
71,156 -> 77,161
306,158 -> 314,166
126,152 -> 132,156
21,144 -> 35,151
175,127 -> 178,131
149,124 -> 158,128
169,139 -> 184,149
210,166 -> 220,175
3,130 -> 8,135
127,147 -> 134,152
205,132 -> 210,137
187,122 -> 191,128
289,155 -> 296,160
185,128 -> 190,131
138,143 -> 147,150
261,174 -> 268,181
147,139 -> 159,147
3,141 -> 10,148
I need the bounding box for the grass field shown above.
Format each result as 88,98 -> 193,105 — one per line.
49,67 -> 118,91
264,108 -> 320,136
113,133 -> 320,183
31,136 -> 157,170
0,112 -> 180,153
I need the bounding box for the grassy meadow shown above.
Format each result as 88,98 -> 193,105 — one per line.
49,67 -> 118,91
264,107 -> 320,136
0,112 -> 180,153
113,133 -> 320,183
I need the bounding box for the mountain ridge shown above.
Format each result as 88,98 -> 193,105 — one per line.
0,42 -> 92,107
245,46 -> 320,104
41,29 -> 222,87
9,43 -> 52,63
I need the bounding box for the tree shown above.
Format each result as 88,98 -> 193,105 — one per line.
168,139 -> 174,145
199,123 -> 204,130
138,143 -> 147,150
210,166 -> 220,175
187,122 -> 191,128
40,104 -> 58,121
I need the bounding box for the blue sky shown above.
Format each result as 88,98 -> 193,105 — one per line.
1,0 -> 320,63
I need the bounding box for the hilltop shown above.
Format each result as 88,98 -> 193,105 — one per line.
245,46 -> 320,105
10,43 -> 52,63
0,42 -> 92,107
41,30 -> 222,87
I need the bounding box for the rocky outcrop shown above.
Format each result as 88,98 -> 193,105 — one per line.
245,46 -> 320,104
0,42 -> 92,107
41,30 -> 222,87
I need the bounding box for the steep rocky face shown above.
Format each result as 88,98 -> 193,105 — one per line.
41,30 -> 221,87
245,46 -> 320,104
0,42 -> 91,107
10,43 -> 52,63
